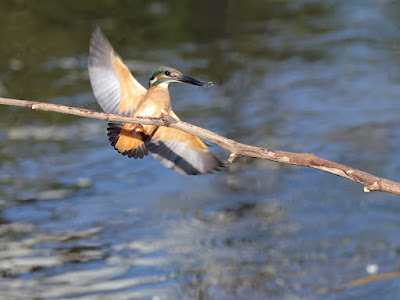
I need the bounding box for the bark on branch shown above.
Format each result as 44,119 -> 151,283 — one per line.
1,96 -> 399,196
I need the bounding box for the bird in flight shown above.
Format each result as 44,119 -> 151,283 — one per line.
88,26 -> 222,175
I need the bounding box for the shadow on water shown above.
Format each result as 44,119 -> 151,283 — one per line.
1,0 -> 400,299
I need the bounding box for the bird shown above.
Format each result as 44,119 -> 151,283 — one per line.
88,26 -> 222,175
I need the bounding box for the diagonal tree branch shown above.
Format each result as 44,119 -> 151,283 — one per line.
1,96 -> 399,195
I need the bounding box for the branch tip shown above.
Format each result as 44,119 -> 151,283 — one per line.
228,153 -> 239,163
364,181 -> 380,193
364,186 -> 371,193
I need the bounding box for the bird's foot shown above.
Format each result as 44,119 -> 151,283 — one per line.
127,123 -> 144,133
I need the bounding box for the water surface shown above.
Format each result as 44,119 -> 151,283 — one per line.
1,1 -> 400,299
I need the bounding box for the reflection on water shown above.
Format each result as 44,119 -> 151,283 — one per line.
1,0 -> 400,299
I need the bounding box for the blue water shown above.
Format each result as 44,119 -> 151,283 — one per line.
1,1 -> 400,299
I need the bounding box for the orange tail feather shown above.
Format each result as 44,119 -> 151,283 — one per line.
107,123 -> 149,159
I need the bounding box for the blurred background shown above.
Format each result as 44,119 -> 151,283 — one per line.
1,0 -> 400,299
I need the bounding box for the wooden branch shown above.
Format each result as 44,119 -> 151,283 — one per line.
1,96 -> 400,196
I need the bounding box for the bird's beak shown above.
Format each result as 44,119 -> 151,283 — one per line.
176,75 -> 204,87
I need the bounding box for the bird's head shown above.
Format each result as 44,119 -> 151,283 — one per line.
148,66 -> 203,88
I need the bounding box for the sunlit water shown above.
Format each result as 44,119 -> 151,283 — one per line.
1,1 -> 400,299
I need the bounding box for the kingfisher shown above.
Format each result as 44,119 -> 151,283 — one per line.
88,26 -> 221,175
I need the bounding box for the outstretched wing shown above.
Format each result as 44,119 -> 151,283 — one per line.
147,111 -> 222,175
88,25 -> 147,115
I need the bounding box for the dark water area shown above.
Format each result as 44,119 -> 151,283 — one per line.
1,0 -> 400,299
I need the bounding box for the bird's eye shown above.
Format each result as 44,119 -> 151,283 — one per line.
165,71 -> 171,76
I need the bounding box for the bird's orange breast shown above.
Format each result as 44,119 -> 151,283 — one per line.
132,85 -> 171,135
134,86 -> 171,116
